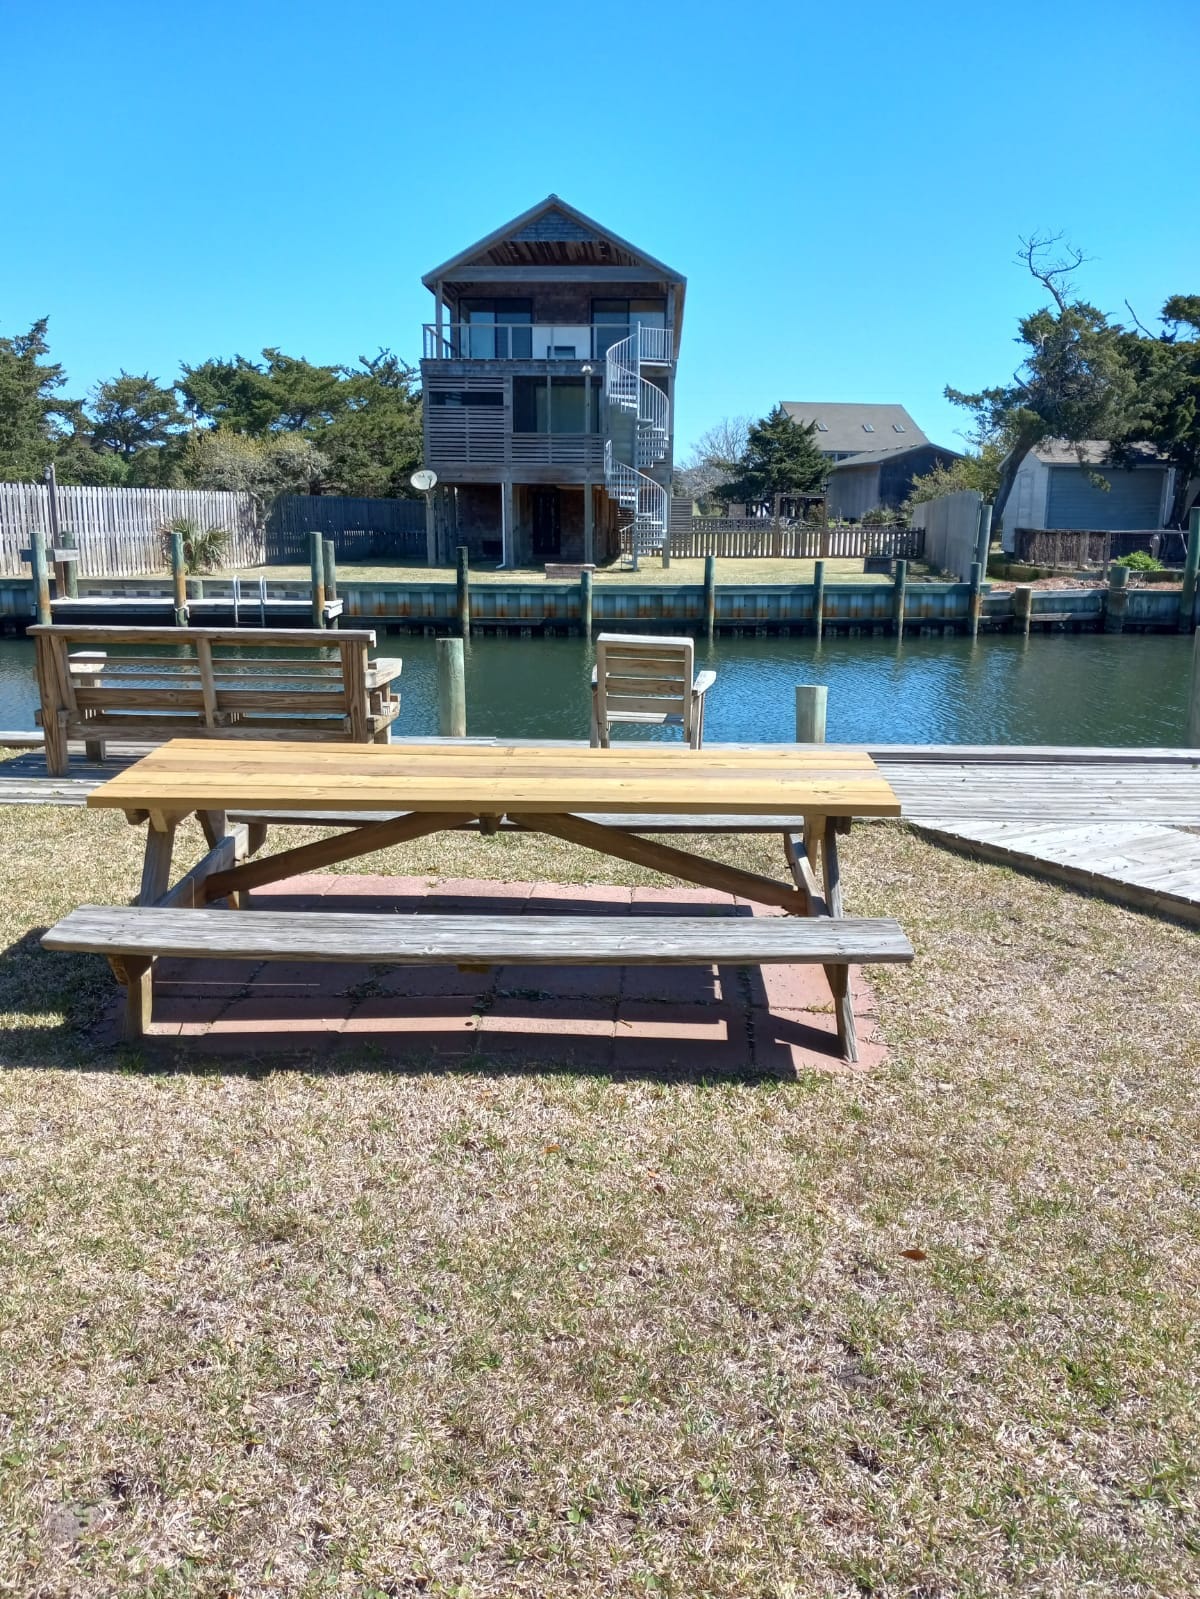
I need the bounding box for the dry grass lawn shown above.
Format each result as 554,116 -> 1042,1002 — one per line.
208,558 -> 892,589
0,802 -> 1198,1596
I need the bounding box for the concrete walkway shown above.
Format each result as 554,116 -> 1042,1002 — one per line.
121,874 -> 887,1077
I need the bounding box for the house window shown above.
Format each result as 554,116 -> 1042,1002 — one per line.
513,376 -> 603,433
893,423 -> 906,433
459,299 -> 532,359
863,423 -> 875,433
429,389 -> 503,407
591,297 -> 666,359
815,421 -> 828,432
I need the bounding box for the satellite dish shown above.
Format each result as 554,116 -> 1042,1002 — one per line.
411,468 -> 438,492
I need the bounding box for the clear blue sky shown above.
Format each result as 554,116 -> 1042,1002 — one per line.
3,0 -> 1197,458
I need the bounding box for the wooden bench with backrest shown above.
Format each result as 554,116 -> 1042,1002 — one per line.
30,624 -> 402,777
590,633 -> 715,749
43,903 -> 914,1047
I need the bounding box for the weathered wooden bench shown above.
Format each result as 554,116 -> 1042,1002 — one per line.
545,562 -> 596,580
42,904 -> 914,1045
30,624 -> 402,776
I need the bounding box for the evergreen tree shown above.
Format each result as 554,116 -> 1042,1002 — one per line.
90,371 -> 183,458
723,404 -> 828,510
0,318 -> 72,479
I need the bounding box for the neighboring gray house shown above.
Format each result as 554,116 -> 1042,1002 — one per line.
1003,441 -> 1175,547
780,402 -> 962,519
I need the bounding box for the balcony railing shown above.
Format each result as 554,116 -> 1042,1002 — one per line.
423,323 -> 674,363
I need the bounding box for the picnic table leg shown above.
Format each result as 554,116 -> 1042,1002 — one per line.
199,810 -> 251,906
138,820 -> 176,906
109,955 -> 152,1042
820,818 -> 857,1064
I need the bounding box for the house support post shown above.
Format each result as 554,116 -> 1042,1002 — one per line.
1105,562 -> 1129,634
584,482 -> 594,567
425,489 -> 437,568
1180,507 -> 1200,633
501,480 -> 514,570
813,558 -> 826,641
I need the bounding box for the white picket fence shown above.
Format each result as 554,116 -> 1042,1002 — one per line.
0,484 -> 263,577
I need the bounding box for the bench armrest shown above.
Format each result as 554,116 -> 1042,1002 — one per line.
692,670 -> 716,697
366,657 -> 403,689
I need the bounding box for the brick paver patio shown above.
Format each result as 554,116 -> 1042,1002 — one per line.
131,875 -> 888,1076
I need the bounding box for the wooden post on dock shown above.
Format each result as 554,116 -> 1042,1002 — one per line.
59,530 -> 79,598
30,527 -> 51,625
309,531 -> 326,629
813,558 -> 827,641
1105,562 -> 1129,633
436,637 -> 466,737
968,561 -> 983,639
703,555 -> 716,639
1013,584 -> 1033,637
169,531 -> 188,625
1188,626 -> 1200,747
892,558 -> 907,640
456,545 -> 471,640
795,685 -> 828,744
323,539 -> 338,628
580,567 -> 593,636
1180,507 -> 1200,633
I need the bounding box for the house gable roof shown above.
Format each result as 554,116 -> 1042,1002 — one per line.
829,441 -> 964,470
781,402 -> 928,454
1030,439 -> 1167,467
421,196 -> 686,286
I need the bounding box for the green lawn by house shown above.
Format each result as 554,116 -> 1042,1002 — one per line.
0,800 -> 1196,1595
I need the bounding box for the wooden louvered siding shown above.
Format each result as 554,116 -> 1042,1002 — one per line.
264,496 -> 426,562
0,485 -> 261,576
633,521 -> 923,560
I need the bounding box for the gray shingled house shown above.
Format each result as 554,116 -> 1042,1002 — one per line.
780,402 -> 962,519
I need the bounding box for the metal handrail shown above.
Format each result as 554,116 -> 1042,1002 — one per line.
422,324 -> 674,362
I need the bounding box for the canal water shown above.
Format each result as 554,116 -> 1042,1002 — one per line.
0,632 -> 1192,746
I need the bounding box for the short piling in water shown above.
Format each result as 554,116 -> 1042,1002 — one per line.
309,531 -> 326,629
170,531 -> 188,625
1105,562 -> 1130,633
1013,584 -> 1033,637
456,545 -> 471,640
703,555 -> 716,638
30,528 -> 51,625
436,637 -> 467,737
968,561 -> 983,640
580,567 -> 593,636
1189,627 -> 1200,747
323,539 -> 338,628
795,684 -> 828,744
1181,507 -> 1200,633
892,558 -> 907,640
812,559 -> 826,640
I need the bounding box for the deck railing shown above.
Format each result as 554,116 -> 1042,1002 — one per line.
626,523 -> 924,560
423,324 -> 675,363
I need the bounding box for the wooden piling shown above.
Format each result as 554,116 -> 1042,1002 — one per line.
813,558 -> 826,641
1013,584 -> 1033,637
436,637 -> 466,737
795,685 -> 828,744
456,545 -> 471,639
30,528 -> 51,625
580,567 -> 593,636
975,501 -> 994,569
309,531 -> 326,629
1105,561 -> 1130,633
968,561 -> 983,640
892,558 -> 907,640
1188,626 -> 1200,747
170,531 -> 188,625
1180,507 -> 1200,633
703,555 -> 716,638
59,530 -> 79,598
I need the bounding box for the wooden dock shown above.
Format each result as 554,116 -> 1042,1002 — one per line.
49,597 -> 343,628
1,738 -> 1198,925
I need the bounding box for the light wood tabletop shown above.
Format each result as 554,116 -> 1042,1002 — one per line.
86,738 -> 903,820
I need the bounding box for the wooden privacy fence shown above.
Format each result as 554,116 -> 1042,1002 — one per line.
624,521 -> 923,560
265,496 -> 426,563
0,485 -> 262,576
1013,527 -> 1191,568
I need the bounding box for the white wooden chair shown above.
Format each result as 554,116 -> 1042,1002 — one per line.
590,633 -> 716,749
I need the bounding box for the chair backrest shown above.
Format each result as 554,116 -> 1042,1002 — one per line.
594,633 -> 695,735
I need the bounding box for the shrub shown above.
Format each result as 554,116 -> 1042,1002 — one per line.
159,515 -> 230,574
1113,550 -> 1163,572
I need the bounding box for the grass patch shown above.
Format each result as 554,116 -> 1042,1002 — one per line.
207,556 -> 895,588
0,804 -> 1197,1593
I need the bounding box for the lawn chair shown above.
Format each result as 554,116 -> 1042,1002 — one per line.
590,633 -> 715,749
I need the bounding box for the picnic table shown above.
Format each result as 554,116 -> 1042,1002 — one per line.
43,739 -> 910,1060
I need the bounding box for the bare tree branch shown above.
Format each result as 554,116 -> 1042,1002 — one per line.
1017,232 -> 1089,313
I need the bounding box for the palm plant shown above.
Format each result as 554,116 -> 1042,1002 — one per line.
159,515 -> 230,574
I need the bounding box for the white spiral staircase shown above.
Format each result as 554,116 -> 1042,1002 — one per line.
604,326 -> 672,568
